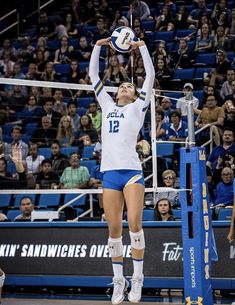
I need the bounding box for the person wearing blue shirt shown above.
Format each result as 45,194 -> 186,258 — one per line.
165,111 -> 188,141
214,167 -> 234,208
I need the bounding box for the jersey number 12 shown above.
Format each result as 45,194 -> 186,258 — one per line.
109,120 -> 119,133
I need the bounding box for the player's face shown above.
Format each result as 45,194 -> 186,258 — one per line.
117,82 -> 136,103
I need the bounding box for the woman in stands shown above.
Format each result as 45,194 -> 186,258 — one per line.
56,115 -> 75,147
154,198 -> 175,221
54,35 -> 74,64
102,55 -> 128,87
89,37 -> 155,304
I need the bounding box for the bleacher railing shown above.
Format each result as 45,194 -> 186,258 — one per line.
0,9 -> 19,36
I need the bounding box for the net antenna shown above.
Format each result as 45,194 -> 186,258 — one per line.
130,0 -> 134,84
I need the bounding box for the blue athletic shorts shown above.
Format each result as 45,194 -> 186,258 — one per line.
103,169 -> 145,191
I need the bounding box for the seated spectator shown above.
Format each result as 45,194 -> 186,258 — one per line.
25,63 -> 41,80
16,36 -> 35,66
159,0 -> 177,16
30,116 -> 57,148
136,131 -> 151,158
225,79 -> 235,103
16,95 -> 43,126
41,61 -> 59,82
26,143 -> 45,176
213,167 -> 234,209
211,0 -> 231,36
155,169 -> 179,208
92,18 -> 110,45
49,140 -> 70,177
201,85 -> 223,108
133,56 -> 146,87
109,9 -> 129,33
169,38 -> 195,69
86,102 -> 102,133
56,115 -> 75,147
67,101 -> 80,132
165,111 -> 188,142
5,126 -> 28,161
195,95 -> 225,146
35,159 -> 59,189
65,13 -> 78,38
80,0 -> 97,25
60,153 -> 90,188
195,23 -> 213,53
34,36 -> 50,62
96,0 -> 113,19
0,52 -> 15,77
54,36 -> 74,64
220,68 -> 235,100
35,10 -> 55,39
222,99 -> 235,131
4,62 -> 26,94
176,83 -> 200,120
212,25 -> 231,52
154,109 -> 167,140
174,5 -> 189,30
102,55 -> 128,87
0,38 -> 17,60
155,5 -> 175,31
207,127 -> 235,171
67,60 -> 87,98
187,0 -> 212,29
160,97 -> 174,124
34,49 -> 48,76
53,89 -> 67,116
127,0 -> 151,21
152,40 -> 170,65
133,25 -> 151,50
0,144 -> 27,189
14,196 -> 34,221
155,57 -> 173,86
212,150 -> 235,187
40,97 -> 62,128
76,36 -> 92,62
154,198 -> 175,221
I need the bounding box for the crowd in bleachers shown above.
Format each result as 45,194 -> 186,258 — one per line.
0,0 -> 234,221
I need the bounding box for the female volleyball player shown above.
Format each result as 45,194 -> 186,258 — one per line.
89,37 -> 155,304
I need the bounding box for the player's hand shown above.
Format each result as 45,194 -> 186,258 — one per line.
227,231 -> 234,243
128,40 -> 145,50
96,37 -> 111,47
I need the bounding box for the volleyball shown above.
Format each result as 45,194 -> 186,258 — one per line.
111,26 -> 136,53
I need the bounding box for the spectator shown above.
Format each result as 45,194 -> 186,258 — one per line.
159,0 -> 177,16
54,36 -> 74,64
174,5 -> 189,30
222,99 -> 235,131
160,97 -> 174,124
35,159 -> 59,189
0,38 -> 17,60
187,0 -> 212,29
80,0 -> 97,25
169,38 -> 195,69
14,196 -> 34,221
213,167 -> 234,208
92,18 -> 110,45
154,198 -> 175,221
220,68 -> 235,100
53,89 -> 67,116
16,95 -> 43,126
34,50 -> 48,75
54,18 -> 68,40
0,144 -> 27,189
102,55 -> 128,86
155,5 -> 175,32
34,36 -> 50,62
65,13 -> 78,38
211,1 -> 231,36
136,131 -> 151,158
76,36 -> 92,62
154,109 -> 167,140
155,169 -> 179,207
0,52 -> 15,77
127,0 -> 151,21
86,102 -> 102,133
194,23 -> 213,53
41,61 -> 59,82
16,36 -> 35,65
225,79 -> 235,103
30,116 -> 57,148
207,127 -> 235,171
201,85 -> 223,108
212,25 -> 231,52
60,153 -> 90,188
26,143 -> 45,176
152,40 -> 170,65
49,140 -> 70,177
195,95 -> 225,146
165,111 -> 188,142
25,63 -> 40,80
67,101 -> 80,132
155,57 -> 173,86
109,9 -> 129,32
56,115 -> 75,147
5,126 -> 28,161
176,83 -> 200,120
35,11 -> 55,39
40,97 -> 62,128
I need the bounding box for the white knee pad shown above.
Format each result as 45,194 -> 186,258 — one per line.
129,229 -> 145,250
0,271 -> 5,288
108,236 -> 123,257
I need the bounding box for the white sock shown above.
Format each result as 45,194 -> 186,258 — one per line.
0,272 -> 5,288
133,259 -> 143,278
112,262 -> 123,278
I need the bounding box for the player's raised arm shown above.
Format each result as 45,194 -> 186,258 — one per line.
89,38 -> 114,108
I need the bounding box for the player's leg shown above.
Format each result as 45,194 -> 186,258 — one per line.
124,182 -> 145,303
0,269 -> 5,304
103,188 -> 128,304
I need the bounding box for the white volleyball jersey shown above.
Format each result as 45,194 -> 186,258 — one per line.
89,44 -> 155,172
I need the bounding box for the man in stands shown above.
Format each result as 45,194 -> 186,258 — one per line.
14,196 -> 34,221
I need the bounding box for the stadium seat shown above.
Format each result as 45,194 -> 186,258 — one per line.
193,67 -> 211,79
24,122 -> 38,136
7,161 -> 16,174
172,209 -> 181,220
0,194 -> 12,208
217,208 -> 232,221
226,51 -> 234,63
82,145 -> 95,159
38,194 -> 61,208
142,20 -> 155,31
63,194 -> 87,207
142,209 -> 154,221
195,53 -> 216,66
47,40 -> 60,51
77,107 -> 87,117
7,210 -> 21,221
79,62 -> 89,73
193,90 -> 204,101
38,148 -> 51,159
175,29 -> 196,39
69,38 -> 79,48
174,40 -> 195,52
14,194 -> 37,208
77,97 -> 94,108
173,68 -> 195,80
155,31 -> 175,41
61,146 -> 78,157
80,159 -> 97,174
156,143 -> 175,167
54,64 -> 70,75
